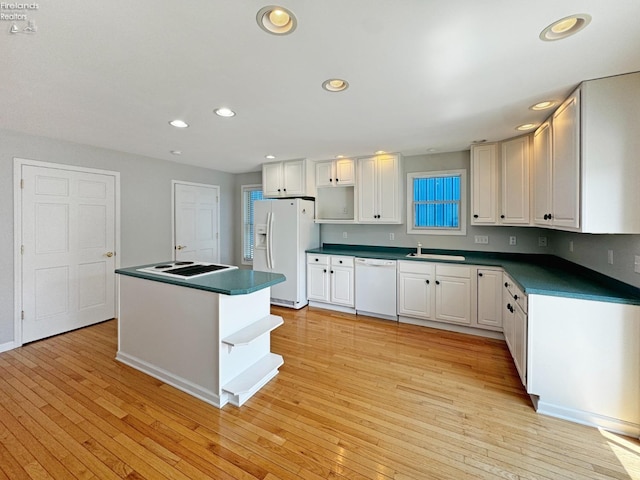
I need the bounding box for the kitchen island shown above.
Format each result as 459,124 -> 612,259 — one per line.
115,263 -> 286,408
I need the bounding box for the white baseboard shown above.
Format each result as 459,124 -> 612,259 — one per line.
116,351 -> 223,408
398,316 -> 505,340
537,400 -> 640,438
0,341 -> 17,354
308,301 -> 356,315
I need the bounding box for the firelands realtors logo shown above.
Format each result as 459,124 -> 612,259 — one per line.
1,2 -> 39,34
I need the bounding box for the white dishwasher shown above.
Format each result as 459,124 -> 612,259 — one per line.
354,258 -> 398,321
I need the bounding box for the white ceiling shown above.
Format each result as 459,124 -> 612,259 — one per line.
3,1 -> 640,174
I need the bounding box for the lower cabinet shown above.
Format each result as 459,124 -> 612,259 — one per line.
307,254 -> 354,310
397,261 -> 471,325
503,273 -> 527,387
476,268 -> 503,330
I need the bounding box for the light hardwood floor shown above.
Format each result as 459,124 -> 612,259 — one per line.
1,306 -> 639,479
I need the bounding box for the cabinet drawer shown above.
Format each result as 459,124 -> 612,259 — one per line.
436,264 -> 471,279
504,274 -> 527,313
331,256 -> 354,267
398,260 -> 434,274
307,254 -> 329,265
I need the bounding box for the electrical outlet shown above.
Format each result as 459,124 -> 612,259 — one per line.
343,231 -> 348,239
509,236 -> 517,246
474,235 -> 489,244
608,249 -> 614,265
635,255 -> 640,274
389,232 -> 395,241
538,236 -> 547,247
569,240 -> 574,252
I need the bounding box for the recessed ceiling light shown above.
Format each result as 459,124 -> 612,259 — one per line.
472,139 -> 487,144
214,107 -> 236,117
256,6 -> 297,35
322,78 -> 349,92
530,101 -> 557,111
427,148 -> 438,153
540,14 -> 591,41
169,119 -> 189,128
374,150 -> 386,155
170,150 -> 182,155
335,155 -> 345,159
516,123 -> 537,131
265,155 -> 276,159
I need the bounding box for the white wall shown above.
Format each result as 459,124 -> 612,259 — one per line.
0,129 -> 236,345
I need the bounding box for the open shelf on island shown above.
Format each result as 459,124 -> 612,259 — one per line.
221,314 -> 283,348
222,353 -> 284,406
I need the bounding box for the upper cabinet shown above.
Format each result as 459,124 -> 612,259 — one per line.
532,71 -> 640,233
357,154 -> 402,224
470,136 -> 529,226
262,159 -> 314,198
316,158 -> 355,188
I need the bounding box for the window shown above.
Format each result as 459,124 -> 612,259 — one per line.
406,170 -> 467,235
241,185 -> 264,263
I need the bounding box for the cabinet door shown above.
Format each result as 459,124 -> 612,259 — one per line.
263,162 -> 283,197
435,276 -> 471,325
551,91 -> 580,229
513,304 -> 527,387
330,266 -> 354,307
532,121 -> 553,226
307,263 -> 329,302
357,157 -> 377,222
501,136 -> 530,224
502,283 -> 515,355
335,159 -> 355,185
477,269 -> 503,330
282,160 -> 305,196
470,144 -> 498,224
398,273 -> 434,319
377,155 -> 400,223
315,161 -> 334,188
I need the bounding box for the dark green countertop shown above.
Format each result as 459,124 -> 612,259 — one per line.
306,244 -> 640,306
115,263 -> 286,295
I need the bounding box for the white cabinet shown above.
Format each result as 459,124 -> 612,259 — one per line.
471,138 -> 530,226
398,261 -> 435,319
532,72 -> 640,233
501,136 -> 530,224
263,159 -> 311,197
307,254 -> 354,310
435,265 -> 471,325
316,158 -> 355,187
398,262 -> 470,326
503,274 -> 527,387
470,143 -> 498,224
315,158 -> 356,223
476,268 -> 503,331
357,154 -> 401,223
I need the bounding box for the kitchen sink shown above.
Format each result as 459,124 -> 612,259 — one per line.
405,253 -> 466,261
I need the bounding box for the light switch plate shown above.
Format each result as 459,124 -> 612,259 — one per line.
635,255 -> 640,274
474,235 -> 489,244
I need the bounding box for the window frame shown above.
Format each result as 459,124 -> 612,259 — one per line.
241,184 -> 263,265
406,169 -> 467,235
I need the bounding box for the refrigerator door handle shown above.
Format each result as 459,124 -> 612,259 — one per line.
267,211 -> 274,269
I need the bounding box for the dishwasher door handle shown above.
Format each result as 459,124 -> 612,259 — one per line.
355,258 -> 396,267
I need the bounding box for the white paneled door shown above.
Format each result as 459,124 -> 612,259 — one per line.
173,182 -> 220,263
21,164 -> 117,343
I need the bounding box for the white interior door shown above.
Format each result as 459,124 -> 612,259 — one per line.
173,182 -> 220,263
21,164 -> 117,343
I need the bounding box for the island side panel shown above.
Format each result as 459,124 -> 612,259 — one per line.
218,288 -> 272,387
117,275 -> 222,406
527,294 -> 640,436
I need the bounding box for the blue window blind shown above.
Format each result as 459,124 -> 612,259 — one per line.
243,188 -> 263,262
413,175 -> 461,229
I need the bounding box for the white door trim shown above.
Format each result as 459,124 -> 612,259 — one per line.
171,180 -> 220,262
13,158 -> 121,348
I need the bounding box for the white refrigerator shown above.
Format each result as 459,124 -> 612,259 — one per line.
253,198 -> 319,309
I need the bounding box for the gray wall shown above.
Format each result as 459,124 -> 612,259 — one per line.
0,129 -> 236,345
321,151 -> 552,254
321,151 -> 640,288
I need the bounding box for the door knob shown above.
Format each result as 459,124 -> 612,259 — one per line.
175,245 -> 187,250
105,251 -> 114,257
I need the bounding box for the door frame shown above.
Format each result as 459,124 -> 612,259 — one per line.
171,180 -> 220,262
13,158 -> 121,348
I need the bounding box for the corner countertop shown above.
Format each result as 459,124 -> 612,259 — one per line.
306,244 -> 640,306
115,263 -> 286,296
